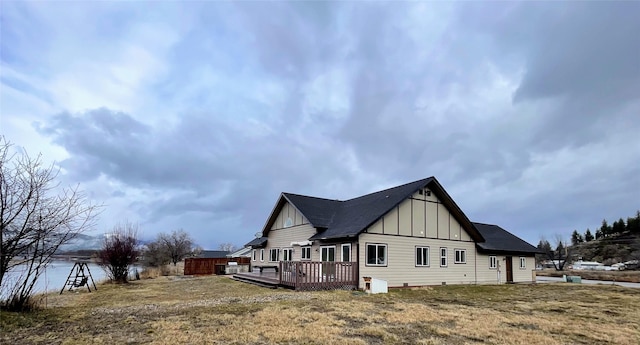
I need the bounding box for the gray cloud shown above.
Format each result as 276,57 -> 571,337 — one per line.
28,2 -> 640,247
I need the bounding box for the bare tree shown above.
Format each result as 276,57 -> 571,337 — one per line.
98,222 -> 138,283
539,234 -> 574,271
158,229 -> 193,266
141,240 -> 170,268
0,137 -> 99,310
218,242 -> 237,252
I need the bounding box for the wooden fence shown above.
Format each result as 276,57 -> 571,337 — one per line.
279,261 -> 357,291
184,257 -> 251,275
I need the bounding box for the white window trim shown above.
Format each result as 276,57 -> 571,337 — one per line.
252,249 -> 256,261
489,255 -> 497,269
269,248 -> 280,262
320,245 -> 336,262
301,246 -> 311,260
366,243 -> 387,266
440,247 -> 448,267
260,249 -> 264,262
454,249 -> 466,264
341,243 -> 352,262
519,256 -> 526,269
282,248 -> 293,261
416,246 -> 430,267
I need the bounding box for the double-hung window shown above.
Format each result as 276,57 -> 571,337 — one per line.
366,243 -> 387,266
269,248 -> 280,262
416,247 -> 429,267
440,248 -> 448,267
454,249 -> 466,264
301,246 -> 311,260
489,255 -> 497,269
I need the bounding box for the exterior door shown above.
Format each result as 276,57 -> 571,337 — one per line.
321,246 -> 336,279
505,256 -> 513,283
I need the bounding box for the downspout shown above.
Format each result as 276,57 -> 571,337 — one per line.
474,248 -> 477,284
355,240 -> 360,290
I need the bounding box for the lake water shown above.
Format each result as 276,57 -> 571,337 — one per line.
1,261 -> 137,299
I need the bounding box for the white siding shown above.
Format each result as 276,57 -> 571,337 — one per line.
475,254 -> 536,284
358,233 -> 476,288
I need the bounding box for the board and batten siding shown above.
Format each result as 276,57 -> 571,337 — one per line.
253,201 -> 317,266
365,189 -> 471,241
271,202 -> 307,230
358,233 -> 476,288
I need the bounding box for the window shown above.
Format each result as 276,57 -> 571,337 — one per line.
520,257 -> 526,269
341,244 -> 351,262
440,248 -> 447,267
260,249 -> 265,262
416,247 -> 430,266
454,249 -> 466,264
321,246 -> 336,262
252,249 -> 256,261
284,217 -> 293,228
269,248 -> 280,262
366,243 -> 387,266
283,248 -> 293,261
489,255 -> 497,269
301,246 -> 311,260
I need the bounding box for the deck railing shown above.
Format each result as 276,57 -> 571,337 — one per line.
279,261 -> 357,291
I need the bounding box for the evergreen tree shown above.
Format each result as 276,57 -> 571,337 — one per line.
627,211 -> 640,234
584,228 -> 594,242
600,219 -> 612,237
595,229 -> 603,240
571,230 -> 584,245
612,218 -> 626,235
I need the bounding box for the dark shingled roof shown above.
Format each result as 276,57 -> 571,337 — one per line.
308,177 -> 436,240
196,250 -> 230,259
473,222 -> 539,255
257,177 -> 482,242
245,237 -> 268,248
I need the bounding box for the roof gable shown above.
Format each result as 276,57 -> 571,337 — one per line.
274,177 -> 483,242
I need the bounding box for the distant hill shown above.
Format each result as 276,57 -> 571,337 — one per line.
57,234 -> 104,253
572,232 -> 640,265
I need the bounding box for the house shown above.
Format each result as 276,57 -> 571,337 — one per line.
243,177 -> 539,289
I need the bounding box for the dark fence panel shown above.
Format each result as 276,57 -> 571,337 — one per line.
279,261 -> 357,291
184,257 -> 251,275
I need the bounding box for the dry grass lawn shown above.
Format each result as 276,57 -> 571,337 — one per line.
2,276 -> 639,344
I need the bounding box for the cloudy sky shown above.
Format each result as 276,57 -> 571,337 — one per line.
1,1 -> 639,249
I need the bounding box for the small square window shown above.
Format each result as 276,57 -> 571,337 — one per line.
489,256 -> 497,269
454,249 -> 466,264
416,247 -> 430,266
301,246 -> 311,260
269,248 -> 280,262
366,243 -> 387,266
283,249 -> 293,261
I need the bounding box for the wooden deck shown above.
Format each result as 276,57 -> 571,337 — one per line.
233,271 -> 280,285
233,261 -> 358,291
